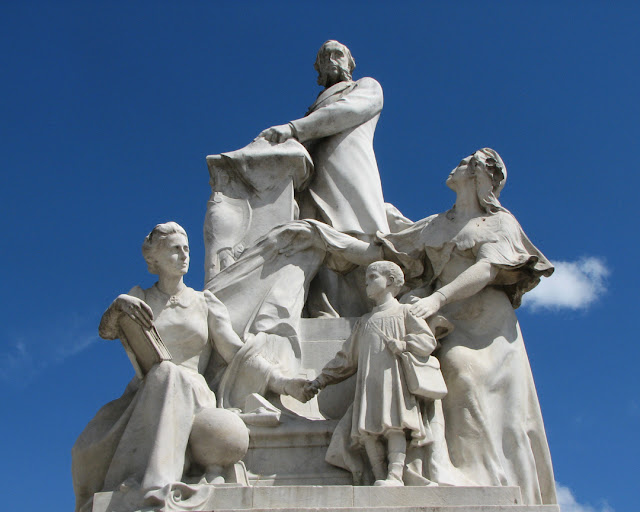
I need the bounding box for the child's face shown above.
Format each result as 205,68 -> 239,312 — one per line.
365,269 -> 391,300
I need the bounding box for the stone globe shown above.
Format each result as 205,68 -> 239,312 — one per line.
189,407 -> 249,469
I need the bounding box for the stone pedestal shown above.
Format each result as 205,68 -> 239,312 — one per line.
243,420 -> 351,486
89,321 -> 560,512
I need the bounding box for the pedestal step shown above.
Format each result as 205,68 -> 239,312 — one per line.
94,485 -> 560,512
217,507 -> 560,512
243,419 -> 351,486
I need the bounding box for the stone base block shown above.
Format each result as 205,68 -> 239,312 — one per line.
243,418 -> 352,486
93,485 -> 560,512
218,507 -> 560,512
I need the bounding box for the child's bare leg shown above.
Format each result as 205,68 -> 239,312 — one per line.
363,434 -> 387,482
375,430 -> 406,487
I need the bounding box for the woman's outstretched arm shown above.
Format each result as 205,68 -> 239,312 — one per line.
410,259 -> 498,318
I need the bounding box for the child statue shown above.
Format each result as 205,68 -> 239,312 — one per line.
301,261 -> 443,486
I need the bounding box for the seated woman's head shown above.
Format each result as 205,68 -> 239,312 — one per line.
142,222 -> 190,276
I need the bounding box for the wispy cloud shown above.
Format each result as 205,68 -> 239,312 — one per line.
0,340 -> 36,382
0,311 -> 100,387
52,333 -> 100,362
556,482 -> 614,512
523,257 -> 609,311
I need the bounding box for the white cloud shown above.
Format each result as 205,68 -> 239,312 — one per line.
556,482 -> 614,512
523,257 -> 609,311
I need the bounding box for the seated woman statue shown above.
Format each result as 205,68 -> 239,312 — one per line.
72,222 -> 302,512
278,149 -> 557,505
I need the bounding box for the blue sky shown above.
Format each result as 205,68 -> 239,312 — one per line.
1,2 -> 638,511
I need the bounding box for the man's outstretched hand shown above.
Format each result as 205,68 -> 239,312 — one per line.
258,124 -> 294,143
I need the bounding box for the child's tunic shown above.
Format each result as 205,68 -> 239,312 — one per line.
318,298 -> 437,445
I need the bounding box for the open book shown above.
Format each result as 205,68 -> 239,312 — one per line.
118,315 -> 172,377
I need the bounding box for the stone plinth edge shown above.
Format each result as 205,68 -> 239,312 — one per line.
93,484 -> 559,511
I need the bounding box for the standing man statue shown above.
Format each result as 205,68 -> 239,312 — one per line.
259,40 -> 389,238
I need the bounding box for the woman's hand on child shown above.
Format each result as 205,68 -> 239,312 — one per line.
409,293 -> 446,319
399,286 -> 429,304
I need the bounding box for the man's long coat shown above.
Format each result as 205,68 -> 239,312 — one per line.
291,77 -> 389,235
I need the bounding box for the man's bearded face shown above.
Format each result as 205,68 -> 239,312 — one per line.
316,42 -> 351,87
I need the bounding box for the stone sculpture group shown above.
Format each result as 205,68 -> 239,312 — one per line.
72,40 -> 558,512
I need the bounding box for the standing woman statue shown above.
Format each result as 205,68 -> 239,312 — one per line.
72,222 -> 249,511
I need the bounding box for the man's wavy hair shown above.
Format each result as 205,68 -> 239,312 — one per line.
314,40 -> 356,86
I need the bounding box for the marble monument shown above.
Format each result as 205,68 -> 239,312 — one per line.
73,40 -> 559,512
